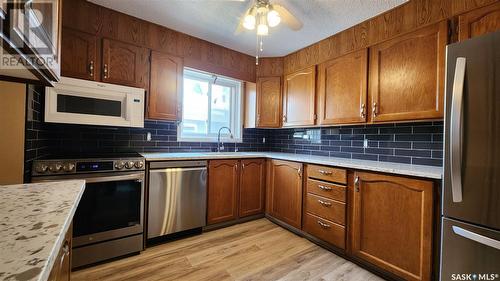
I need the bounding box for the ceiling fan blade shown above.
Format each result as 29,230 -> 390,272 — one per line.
273,4 -> 303,31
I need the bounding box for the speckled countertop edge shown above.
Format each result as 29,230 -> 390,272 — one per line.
141,152 -> 443,180
0,180 -> 85,281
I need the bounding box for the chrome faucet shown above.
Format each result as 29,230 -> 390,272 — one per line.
217,126 -> 233,152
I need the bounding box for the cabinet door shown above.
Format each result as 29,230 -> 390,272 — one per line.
256,76 -> 282,128
61,28 -> 98,80
351,172 -> 433,281
207,160 -> 239,225
268,160 -> 303,229
283,66 -> 316,127
148,51 -> 182,120
239,159 -> 265,217
459,2 -> 500,41
369,21 -> 447,122
101,38 -> 150,88
318,49 -> 368,125
48,224 -> 72,281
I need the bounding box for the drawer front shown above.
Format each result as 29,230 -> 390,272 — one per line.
306,193 -> 346,225
306,179 -> 346,202
307,164 -> 347,184
304,213 -> 345,249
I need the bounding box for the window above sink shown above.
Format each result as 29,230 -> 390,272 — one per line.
178,68 -> 243,142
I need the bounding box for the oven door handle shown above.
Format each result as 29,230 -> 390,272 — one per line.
84,173 -> 144,183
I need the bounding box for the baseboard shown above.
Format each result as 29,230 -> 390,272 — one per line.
203,213 -> 265,232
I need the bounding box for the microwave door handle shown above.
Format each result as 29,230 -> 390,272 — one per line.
125,95 -> 132,121
450,57 -> 466,203
452,226 -> 500,250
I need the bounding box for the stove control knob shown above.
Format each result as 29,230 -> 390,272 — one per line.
134,161 -> 144,169
35,164 -> 48,174
49,163 -> 62,173
125,161 -> 135,169
63,163 -> 75,172
115,161 -> 125,170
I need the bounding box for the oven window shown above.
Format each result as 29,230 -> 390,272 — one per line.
57,94 -> 122,117
73,179 -> 141,237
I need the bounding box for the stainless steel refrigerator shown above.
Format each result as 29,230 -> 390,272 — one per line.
441,31 -> 500,280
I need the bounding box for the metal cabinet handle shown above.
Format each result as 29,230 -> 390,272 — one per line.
354,176 -> 360,192
318,199 -> 332,207
318,170 -> 332,175
317,220 -> 331,229
372,102 -> 378,118
297,168 -> 302,177
318,185 -> 332,191
360,103 -> 366,119
282,115 -> 287,122
103,63 -> 109,79
452,226 -> 500,250
89,60 -> 94,77
450,57 -> 466,203
242,163 -> 245,169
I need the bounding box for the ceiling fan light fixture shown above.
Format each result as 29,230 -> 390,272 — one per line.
257,23 -> 268,36
267,9 -> 280,27
243,14 -> 256,30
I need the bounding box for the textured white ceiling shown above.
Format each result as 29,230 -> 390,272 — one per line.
88,0 -> 408,57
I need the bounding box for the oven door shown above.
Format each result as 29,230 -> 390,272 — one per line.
44,77 -> 144,128
72,172 -> 145,247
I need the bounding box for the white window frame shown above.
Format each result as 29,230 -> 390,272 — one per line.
178,68 -> 243,142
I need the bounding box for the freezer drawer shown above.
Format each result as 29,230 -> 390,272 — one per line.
440,217 -> 500,281
147,163 -> 207,239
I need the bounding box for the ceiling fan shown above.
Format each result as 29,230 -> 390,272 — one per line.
235,0 -> 303,64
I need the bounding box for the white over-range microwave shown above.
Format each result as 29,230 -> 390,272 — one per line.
45,77 -> 145,128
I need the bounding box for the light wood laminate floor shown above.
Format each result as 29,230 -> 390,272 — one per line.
72,219 -> 385,281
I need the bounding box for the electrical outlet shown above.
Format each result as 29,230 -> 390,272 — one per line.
262,137 -> 266,143
146,132 -> 152,141
363,138 -> 368,148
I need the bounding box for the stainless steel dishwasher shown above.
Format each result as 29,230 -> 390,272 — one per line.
147,161 -> 207,239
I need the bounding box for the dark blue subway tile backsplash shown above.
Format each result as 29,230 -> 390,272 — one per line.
24,85 -> 444,182
267,121 -> 444,167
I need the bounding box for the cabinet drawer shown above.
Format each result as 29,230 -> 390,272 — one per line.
306,179 -> 346,202
306,193 -> 345,225
304,213 -> 345,249
307,164 -> 347,184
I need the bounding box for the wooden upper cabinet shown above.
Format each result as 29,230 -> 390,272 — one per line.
267,160 -> 303,229
351,172 -> 433,281
239,159 -> 266,217
283,66 -> 316,127
148,51 -> 183,120
318,49 -> 368,125
207,160 -> 239,225
101,38 -> 150,89
368,21 -> 447,122
61,28 -> 98,80
458,2 -> 500,41
256,76 -> 282,128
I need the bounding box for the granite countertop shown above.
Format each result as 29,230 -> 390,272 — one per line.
0,180 -> 86,281
141,152 -> 443,179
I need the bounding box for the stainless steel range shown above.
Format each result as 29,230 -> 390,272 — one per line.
31,153 -> 145,268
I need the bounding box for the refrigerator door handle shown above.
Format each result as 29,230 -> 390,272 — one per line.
452,226 -> 500,250
450,57 -> 466,203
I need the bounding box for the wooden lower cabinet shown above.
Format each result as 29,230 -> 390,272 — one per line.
266,160 -> 303,229
207,160 -> 239,224
48,225 -> 72,281
303,213 -> 346,249
239,159 -> 266,217
208,159 -> 265,225
351,171 -> 434,281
